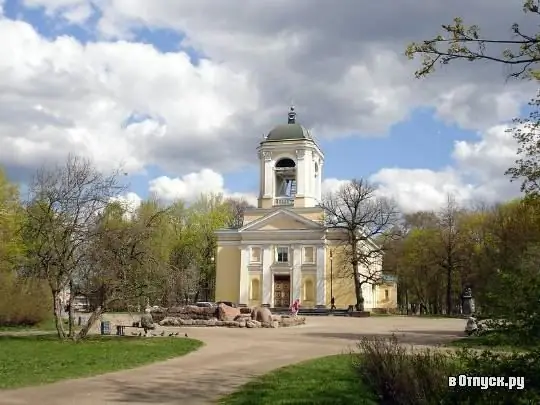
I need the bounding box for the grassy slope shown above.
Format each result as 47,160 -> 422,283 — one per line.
220,354 -> 378,405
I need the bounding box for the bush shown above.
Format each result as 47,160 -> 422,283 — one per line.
0,272 -> 51,327
355,335 -> 540,405
446,348 -> 540,404
354,335 -> 458,405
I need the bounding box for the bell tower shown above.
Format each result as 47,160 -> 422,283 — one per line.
257,106 -> 324,209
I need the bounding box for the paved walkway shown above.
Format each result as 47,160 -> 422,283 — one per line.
1,316 -> 465,405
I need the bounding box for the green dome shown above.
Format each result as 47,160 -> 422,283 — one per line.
266,123 -> 310,141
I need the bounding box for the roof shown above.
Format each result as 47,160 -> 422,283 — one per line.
263,105 -> 312,142
266,123 -> 310,141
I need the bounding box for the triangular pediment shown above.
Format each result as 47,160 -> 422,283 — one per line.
239,209 -> 323,232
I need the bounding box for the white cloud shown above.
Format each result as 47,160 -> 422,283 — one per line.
0,18 -> 258,176
110,191 -> 142,213
321,178 -> 350,195
370,125 -> 521,212
1,1 -> 533,212
148,169 -> 257,206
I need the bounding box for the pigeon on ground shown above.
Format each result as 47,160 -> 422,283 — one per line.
160,331 -> 165,336
184,333 -> 188,338
168,332 -> 174,337
174,332 -> 179,336
138,332 -> 142,336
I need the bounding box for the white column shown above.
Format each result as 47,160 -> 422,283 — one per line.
295,149 -> 305,196
292,245 -> 302,302
316,245 -> 326,306
239,246 -> 249,305
262,245 -> 273,305
264,156 -> 273,197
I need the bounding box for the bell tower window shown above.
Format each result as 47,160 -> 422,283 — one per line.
274,158 -> 296,206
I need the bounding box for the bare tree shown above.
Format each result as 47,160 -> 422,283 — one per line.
23,155 -> 125,340
436,195 -> 466,315
320,179 -> 400,311
224,197 -> 253,229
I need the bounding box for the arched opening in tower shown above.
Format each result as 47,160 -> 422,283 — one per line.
275,158 -> 297,198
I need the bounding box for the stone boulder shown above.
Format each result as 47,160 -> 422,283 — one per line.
261,320 -> 280,328
246,320 -> 261,328
280,316 -> 306,327
167,305 -> 218,320
251,306 -> 273,323
217,303 -> 241,321
234,314 -> 252,322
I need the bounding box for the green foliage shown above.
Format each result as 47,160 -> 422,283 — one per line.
506,95 -> 540,196
355,335 -> 457,405
355,335 -> 540,405
405,1 -> 540,80
0,271 -> 51,327
446,349 -> 540,404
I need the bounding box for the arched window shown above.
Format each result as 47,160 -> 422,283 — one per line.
275,158 -> 296,168
303,279 -> 314,301
250,279 -> 260,301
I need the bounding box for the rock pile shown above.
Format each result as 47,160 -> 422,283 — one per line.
154,305 -> 306,328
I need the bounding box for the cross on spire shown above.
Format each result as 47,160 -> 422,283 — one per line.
287,104 -> 296,124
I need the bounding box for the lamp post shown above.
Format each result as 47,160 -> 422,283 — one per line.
329,249 -> 334,305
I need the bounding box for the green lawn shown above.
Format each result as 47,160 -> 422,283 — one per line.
220,354 -> 378,405
448,331 -> 536,352
0,335 -> 203,389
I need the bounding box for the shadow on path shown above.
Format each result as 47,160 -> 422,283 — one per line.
302,330 -> 463,346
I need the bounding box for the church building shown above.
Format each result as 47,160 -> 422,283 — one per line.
215,107 -> 397,311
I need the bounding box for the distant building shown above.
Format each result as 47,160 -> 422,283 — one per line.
215,107 -> 398,310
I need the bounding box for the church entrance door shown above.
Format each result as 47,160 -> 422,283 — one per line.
273,275 -> 291,308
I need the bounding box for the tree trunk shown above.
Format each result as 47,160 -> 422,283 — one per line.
52,292 -> 66,339
446,267 -> 452,315
68,279 -> 75,339
76,305 -> 104,340
353,270 -> 364,311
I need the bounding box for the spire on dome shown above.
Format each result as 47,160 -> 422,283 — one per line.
287,105 -> 296,124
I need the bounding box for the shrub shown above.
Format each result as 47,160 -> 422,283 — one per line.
354,334 -> 458,405
445,348 -> 540,404
0,272 -> 51,327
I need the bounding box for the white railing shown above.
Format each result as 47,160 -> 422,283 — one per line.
274,197 -> 294,206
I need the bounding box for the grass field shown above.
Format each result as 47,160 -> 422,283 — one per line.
448,330 -> 536,352
0,335 -> 202,389
220,354 -> 377,405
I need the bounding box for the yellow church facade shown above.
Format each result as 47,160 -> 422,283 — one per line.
215,107 -> 398,311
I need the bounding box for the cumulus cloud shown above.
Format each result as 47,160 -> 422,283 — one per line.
370,125 -> 521,213
110,191 -> 143,213
148,169 -> 257,206
1,1 -> 533,213
1,0 -> 533,180
0,18 -> 258,176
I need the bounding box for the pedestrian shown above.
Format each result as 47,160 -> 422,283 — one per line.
290,298 -> 300,316
330,296 -> 336,310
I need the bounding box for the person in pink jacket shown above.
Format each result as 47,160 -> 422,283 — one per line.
290,298 -> 300,316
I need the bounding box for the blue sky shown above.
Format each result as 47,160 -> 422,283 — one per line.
0,0 -> 527,212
